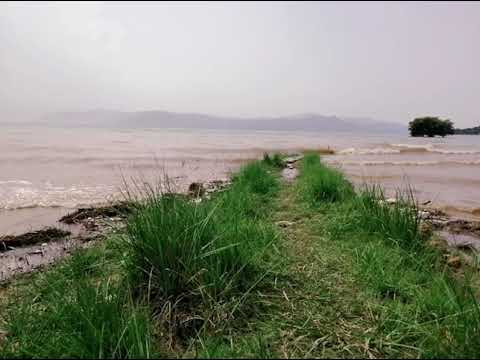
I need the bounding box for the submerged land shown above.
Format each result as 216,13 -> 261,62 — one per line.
1,152 -> 480,358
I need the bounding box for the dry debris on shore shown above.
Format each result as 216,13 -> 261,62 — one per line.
58,201 -> 135,225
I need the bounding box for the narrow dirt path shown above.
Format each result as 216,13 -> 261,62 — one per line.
259,174 -> 383,358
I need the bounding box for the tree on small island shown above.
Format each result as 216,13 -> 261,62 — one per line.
408,117 -> 454,137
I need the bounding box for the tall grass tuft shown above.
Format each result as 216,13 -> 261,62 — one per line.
350,184 -> 422,250
1,253 -> 155,359
298,153 -> 354,204
297,154 -> 480,357
419,275 -> 480,359
234,160 -> 279,196
124,160 -> 279,310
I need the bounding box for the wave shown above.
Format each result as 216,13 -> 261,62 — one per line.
325,159 -> 480,166
392,143 -> 480,155
1,198 -> 116,211
338,147 -> 401,155
1,203 -> 64,211
391,143 -> 434,152
338,144 -> 480,156
431,149 -> 480,155
0,180 -> 33,185
0,184 -> 119,211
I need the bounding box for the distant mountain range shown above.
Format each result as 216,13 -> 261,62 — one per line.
39,110 -> 405,133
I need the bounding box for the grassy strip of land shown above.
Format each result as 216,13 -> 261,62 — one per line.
1,153 -> 479,358
0,160 -> 281,358
293,153 -> 480,358
191,153 -> 480,358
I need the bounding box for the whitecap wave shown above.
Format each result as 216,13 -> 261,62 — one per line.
0,180 -> 33,185
391,143 -> 480,154
1,203 -> 64,211
391,143 -> 435,151
431,149 -> 480,155
0,184 -> 118,211
337,147 -> 401,155
337,144 -> 480,155
325,159 -> 480,166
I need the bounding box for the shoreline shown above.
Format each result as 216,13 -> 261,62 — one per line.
1,154 -> 479,283
0,178 -> 231,283
1,152 -> 480,358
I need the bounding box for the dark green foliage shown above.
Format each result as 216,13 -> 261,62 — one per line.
408,117 -> 455,137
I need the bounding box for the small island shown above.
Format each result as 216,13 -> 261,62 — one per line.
408,117 -> 454,137
455,126 -> 480,135
409,116 -> 479,137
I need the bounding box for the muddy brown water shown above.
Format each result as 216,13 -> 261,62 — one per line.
1,127 -> 479,236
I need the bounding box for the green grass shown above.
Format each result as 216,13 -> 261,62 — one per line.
0,244 -> 156,359
233,160 -> 280,196
297,152 -> 354,205
298,153 -> 480,358
2,153 -> 480,358
351,185 -> 423,250
262,152 -> 284,169
122,160 -> 281,347
0,158 -> 282,359
124,194 -> 276,304
125,160 -> 279,302
196,335 -> 273,359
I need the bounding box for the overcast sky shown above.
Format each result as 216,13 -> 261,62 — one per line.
1,1 -> 479,126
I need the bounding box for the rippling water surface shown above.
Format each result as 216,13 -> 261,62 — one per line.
1,126 -> 479,234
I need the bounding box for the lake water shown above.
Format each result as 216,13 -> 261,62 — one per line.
1,126 -> 479,234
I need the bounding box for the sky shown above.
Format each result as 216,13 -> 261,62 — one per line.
0,1 -> 479,127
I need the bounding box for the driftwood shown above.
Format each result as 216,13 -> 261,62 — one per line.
0,227 -> 71,252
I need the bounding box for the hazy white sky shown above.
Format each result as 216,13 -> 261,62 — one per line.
1,1 -> 479,126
